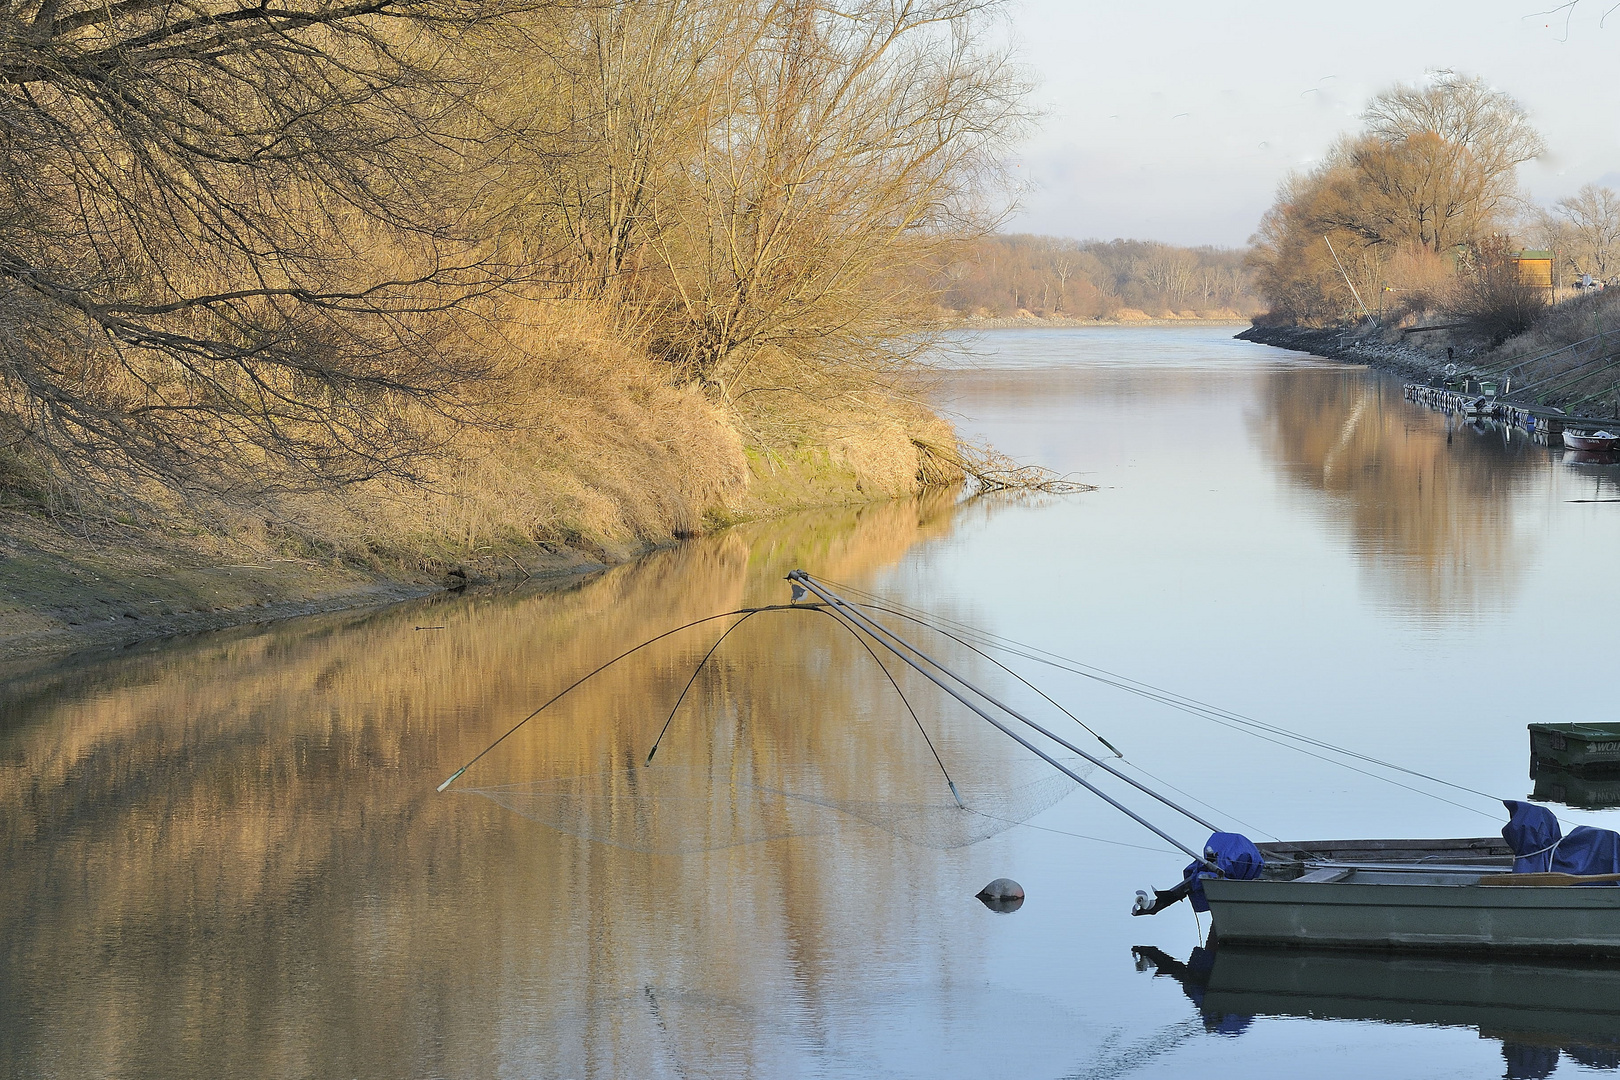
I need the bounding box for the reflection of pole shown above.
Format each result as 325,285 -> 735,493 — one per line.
1324,236 -> 1371,319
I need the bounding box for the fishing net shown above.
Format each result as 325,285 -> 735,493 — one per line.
450,602 -> 1100,854
460,755 -> 1089,854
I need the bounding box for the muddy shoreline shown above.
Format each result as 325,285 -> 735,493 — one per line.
1235,324 -> 1449,381
0,511 -> 620,677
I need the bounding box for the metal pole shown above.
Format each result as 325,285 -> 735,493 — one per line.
793,572 -> 1221,833
1324,236 -> 1371,320
792,574 -> 1216,867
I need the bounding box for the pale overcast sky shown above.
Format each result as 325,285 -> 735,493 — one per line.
1003,0 -> 1620,247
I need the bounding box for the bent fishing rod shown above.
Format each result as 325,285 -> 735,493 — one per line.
787,571 -> 1218,868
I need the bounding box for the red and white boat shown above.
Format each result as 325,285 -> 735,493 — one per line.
1562,429 -> 1620,451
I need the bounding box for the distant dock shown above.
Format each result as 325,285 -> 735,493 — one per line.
1402,384 -> 1570,446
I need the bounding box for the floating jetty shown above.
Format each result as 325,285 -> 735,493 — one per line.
1402,384 -> 1569,445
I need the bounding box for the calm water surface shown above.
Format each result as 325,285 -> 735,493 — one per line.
6,326 -> 1620,1079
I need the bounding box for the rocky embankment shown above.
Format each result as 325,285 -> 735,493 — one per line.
1237,324 -> 1450,382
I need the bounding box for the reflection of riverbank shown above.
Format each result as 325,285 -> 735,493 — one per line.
1135,944 -> 1620,1073
1,490 -> 1034,1080
1256,368 -> 1543,613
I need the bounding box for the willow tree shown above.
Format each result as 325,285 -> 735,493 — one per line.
1249,73 -> 1543,323
485,0 -> 1026,410
0,0 -> 520,500
1355,74 -> 1543,253
647,0 -> 1024,404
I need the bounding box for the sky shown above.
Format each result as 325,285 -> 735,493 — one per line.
1002,0 -> 1620,247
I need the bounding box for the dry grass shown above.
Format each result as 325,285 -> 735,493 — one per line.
1482,289 -> 1620,415
2,292 -> 972,587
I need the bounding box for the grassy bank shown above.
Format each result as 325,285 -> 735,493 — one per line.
2,0 -> 1030,666
0,370 -> 960,666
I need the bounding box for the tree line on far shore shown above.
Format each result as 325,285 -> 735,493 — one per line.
935,235 -> 1261,320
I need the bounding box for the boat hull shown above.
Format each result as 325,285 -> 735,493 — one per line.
1562,431 -> 1620,451
1203,874 -> 1620,956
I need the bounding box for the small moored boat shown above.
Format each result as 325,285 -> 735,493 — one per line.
1200,838 -> 1620,957
1562,429 -> 1620,451
1135,804 -> 1620,957
1530,722 -> 1620,774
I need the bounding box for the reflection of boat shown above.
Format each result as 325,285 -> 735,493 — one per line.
1563,429 -> 1620,451
1133,943 -> 1620,1069
1565,449 -> 1620,466
1529,723 -> 1620,773
1531,763 -> 1620,810
1200,838 -> 1620,956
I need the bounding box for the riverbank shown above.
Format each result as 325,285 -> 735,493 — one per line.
1239,305 -> 1620,423
2,411 -> 974,672
1235,324 -> 1451,381
0,509 -> 603,672
1,323 -> 978,669
0,463 -> 952,671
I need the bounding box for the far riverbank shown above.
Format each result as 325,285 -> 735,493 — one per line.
1235,324 -> 1449,381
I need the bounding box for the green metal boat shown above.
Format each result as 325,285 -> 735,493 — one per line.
1198,838 -> 1620,958
1529,723 -> 1620,774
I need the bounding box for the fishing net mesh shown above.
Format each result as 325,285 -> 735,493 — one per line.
452,609 -> 1097,854
462,757 -> 1088,854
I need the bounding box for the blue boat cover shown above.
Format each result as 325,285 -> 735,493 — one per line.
1184,831 -> 1265,912
1501,800 -> 1620,881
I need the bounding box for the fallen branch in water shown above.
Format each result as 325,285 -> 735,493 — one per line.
913,439 -> 1095,494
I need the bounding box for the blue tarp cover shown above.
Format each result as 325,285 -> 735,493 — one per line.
1502,800 -> 1620,881
1183,831 -> 1264,912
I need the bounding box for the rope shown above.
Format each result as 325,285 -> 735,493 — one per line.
965,808 -> 1182,855
851,600 -> 1271,837
790,572 -> 1219,866
819,576 -> 1505,819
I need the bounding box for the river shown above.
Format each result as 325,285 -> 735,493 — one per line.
4,325 -> 1619,1079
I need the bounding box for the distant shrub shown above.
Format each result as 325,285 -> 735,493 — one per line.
1446,238 -> 1549,345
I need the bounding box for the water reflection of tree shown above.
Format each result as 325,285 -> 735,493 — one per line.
1256,369 -> 1540,614
0,486 -> 1051,1079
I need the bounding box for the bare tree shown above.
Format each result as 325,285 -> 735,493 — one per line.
1,0 -> 519,499
1551,184 -> 1620,280
634,0 -> 1027,402
1342,74 -> 1542,254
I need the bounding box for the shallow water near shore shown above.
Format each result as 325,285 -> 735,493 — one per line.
5,325 -> 1620,1079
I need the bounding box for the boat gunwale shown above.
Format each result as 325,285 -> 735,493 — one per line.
1206,875 -> 1620,907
